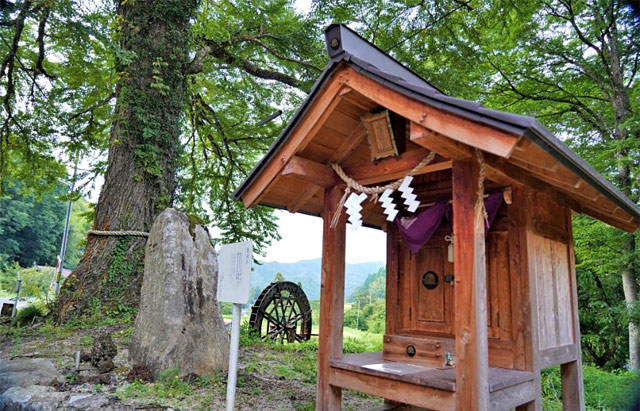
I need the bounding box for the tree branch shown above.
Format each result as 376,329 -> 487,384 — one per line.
1,0 -> 31,137
487,57 -> 610,134
68,93 -> 115,120
249,38 -> 322,72
212,48 -> 304,91
35,6 -> 53,78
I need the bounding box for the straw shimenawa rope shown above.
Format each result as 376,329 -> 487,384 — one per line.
475,149 -> 489,226
329,151 -> 437,228
87,230 -> 149,237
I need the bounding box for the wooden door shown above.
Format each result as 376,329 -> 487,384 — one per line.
404,230 -> 512,340
412,243 -> 454,334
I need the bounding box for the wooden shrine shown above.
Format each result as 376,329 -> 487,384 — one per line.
233,24 -> 640,411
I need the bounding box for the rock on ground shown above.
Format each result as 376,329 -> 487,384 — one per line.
65,393 -> 112,409
0,386 -> 120,411
0,385 -> 68,411
0,358 -> 64,394
129,208 -> 230,379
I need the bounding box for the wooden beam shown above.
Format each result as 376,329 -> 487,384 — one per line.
347,69 -> 520,158
411,121 -> 639,232
342,148 -> 452,185
452,156 -> 490,410
281,156 -> 340,188
410,122 -> 472,160
329,368 -> 456,410
287,124 -> 366,213
241,67 -> 349,208
317,185 -> 347,411
482,153 -> 639,233
508,157 -> 584,196
283,149 -> 451,209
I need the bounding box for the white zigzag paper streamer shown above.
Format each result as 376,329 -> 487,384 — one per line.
379,188 -> 398,222
399,176 -> 420,212
344,192 -> 367,229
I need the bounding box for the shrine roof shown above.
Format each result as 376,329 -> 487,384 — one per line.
233,24 -> 640,232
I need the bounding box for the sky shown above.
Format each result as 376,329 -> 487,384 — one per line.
262,210 -> 386,264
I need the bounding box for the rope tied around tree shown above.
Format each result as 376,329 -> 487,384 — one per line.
328,151 -> 438,228
87,230 -> 149,237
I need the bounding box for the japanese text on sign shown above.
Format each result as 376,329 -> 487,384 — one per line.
217,241 -> 253,304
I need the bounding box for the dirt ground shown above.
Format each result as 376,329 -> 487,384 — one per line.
0,320 -> 382,410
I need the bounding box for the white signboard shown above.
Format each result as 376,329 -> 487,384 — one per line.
217,240 -> 253,304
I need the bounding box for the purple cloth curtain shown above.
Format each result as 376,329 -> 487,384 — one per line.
483,192 -> 504,233
396,192 -> 504,254
395,201 -> 448,254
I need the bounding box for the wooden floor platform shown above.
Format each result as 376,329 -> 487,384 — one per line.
329,352 -> 537,410
330,351 -> 533,392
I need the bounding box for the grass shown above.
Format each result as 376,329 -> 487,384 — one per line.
541,365 -> 639,410
118,370 -> 225,408
343,327 -> 383,353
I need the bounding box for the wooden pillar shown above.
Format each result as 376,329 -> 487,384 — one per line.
452,157 -> 489,410
516,187 -> 542,411
561,209 -> 585,410
385,223 -> 399,335
316,185 -> 346,411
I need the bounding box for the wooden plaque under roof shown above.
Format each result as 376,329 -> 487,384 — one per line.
362,110 -> 399,161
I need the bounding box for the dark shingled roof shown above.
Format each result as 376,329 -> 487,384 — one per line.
233,24 -> 640,223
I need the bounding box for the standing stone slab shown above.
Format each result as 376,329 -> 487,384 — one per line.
130,209 -> 229,379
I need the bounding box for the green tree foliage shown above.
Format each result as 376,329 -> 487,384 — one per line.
344,267 -> 387,333
0,180 -> 92,270
348,267 -> 385,302
0,0 -> 329,317
63,196 -> 93,269
0,183 -> 65,268
272,271 -> 285,282
344,299 -> 386,334
176,0 -> 326,252
574,215 -> 640,369
3,0 -> 330,318
0,1 -> 114,193
0,263 -> 53,299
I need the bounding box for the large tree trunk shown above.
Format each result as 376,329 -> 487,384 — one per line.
622,263 -> 640,369
608,19 -> 640,369
54,0 -> 198,321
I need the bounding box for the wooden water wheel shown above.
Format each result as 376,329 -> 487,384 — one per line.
249,281 -> 312,343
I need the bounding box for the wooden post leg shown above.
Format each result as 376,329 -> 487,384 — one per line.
515,384 -> 542,411
316,185 -> 346,411
563,210 -> 585,411
561,360 -> 584,410
452,157 -> 489,410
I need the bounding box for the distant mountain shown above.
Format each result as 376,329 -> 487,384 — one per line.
347,266 -> 386,302
250,258 -> 384,301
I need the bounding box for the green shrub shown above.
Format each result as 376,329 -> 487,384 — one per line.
12,304 -> 43,327
542,365 -> 639,410
0,263 -> 55,299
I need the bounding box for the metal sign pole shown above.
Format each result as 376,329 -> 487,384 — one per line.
226,303 -> 242,411
217,240 -> 253,411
